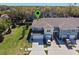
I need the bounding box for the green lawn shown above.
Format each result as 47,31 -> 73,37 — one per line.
0,26 -> 32,55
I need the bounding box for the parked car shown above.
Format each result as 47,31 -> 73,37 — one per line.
47,39 -> 51,45
66,39 -> 72,47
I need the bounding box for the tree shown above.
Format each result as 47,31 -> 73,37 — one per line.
0,18 -> 12,34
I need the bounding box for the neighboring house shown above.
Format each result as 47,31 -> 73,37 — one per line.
41,11 -> 57,18
1,14 -> 10,19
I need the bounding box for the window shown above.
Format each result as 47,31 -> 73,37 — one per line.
47,30 -> 51,32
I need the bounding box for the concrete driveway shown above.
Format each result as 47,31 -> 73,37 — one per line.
29,36 -> 46,55
48,40 -> 78,55
30,42 -> 46,55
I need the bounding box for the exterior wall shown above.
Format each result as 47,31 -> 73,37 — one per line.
32,27 -> 44,33
59,28 -> 78,44
44,28 -> 54,35
31,26 -> 78,45
59,28 -> 78,39
44,34 -> 53,42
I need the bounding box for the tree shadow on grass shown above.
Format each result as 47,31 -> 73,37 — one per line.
0,35 -> 4,43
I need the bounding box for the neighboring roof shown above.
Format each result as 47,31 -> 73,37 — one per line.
1,14 -> 9,19
32,18 -> 79,29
